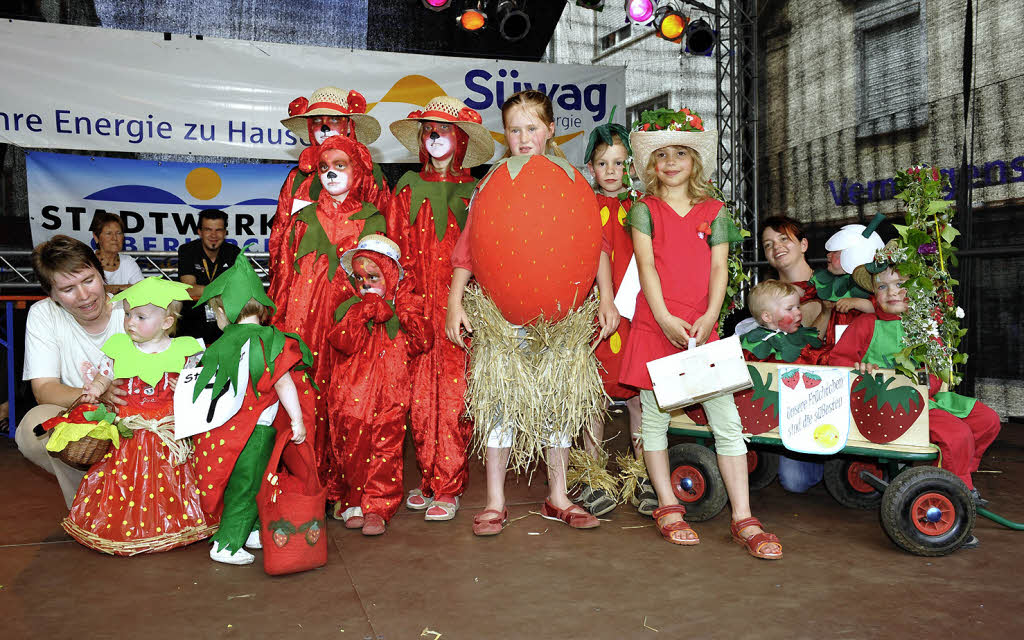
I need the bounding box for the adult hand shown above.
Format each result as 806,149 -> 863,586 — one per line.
657,314 -> 692,350
690,312 -> 718,346
445,302 -> 473,349
101,378 -> 128,406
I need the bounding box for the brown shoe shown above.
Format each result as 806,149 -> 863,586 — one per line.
472,508 -> 508,536
540,500 -> 599,529
362,513 -> 386,536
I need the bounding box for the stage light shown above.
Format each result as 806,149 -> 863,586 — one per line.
458,5 -> 487,32
684,18 -> 715,55
496,0 -> 531,42
576,0 -> 605,10
654,3 -> 685,43
421,0 -> 451,11
625,0 -> 656,25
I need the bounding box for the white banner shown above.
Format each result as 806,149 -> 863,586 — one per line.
778,367 -> 851,455
0,20 -> 626,165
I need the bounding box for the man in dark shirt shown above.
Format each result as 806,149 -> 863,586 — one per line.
177,209 -> 241,344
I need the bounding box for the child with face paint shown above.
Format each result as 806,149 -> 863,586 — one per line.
325,235 -> 433,535
741,280 -> 828,364
268,133 -> 388,496
190,251 -> 317,565
829,253 -> 1001,544
270,87 -> 390,313
63,277 -> 211,555
386,97 -> 495,521
447,90 -> 616,536
620,109 -> 781,559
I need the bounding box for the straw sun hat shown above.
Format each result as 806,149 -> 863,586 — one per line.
628,108 -> 717,186
340,234 -> 404,281
388,96 -> 495,168
282,87 -> 382,145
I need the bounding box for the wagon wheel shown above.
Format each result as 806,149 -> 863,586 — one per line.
667,443 -> 727,522
747,450 -> 779,491
824,458 -> 889,509
880,466 -> 976,556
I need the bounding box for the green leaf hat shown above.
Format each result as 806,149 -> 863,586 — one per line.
583,105 -> 632,166
195,242 -> 277,322
111,276 -> 194,309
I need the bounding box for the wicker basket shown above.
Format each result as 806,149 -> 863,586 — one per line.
55,435 -> 111,469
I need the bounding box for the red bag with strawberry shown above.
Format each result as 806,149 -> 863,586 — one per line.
257,431 -> 327,576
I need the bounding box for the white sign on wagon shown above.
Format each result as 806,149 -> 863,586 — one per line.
777,367 -> 851,455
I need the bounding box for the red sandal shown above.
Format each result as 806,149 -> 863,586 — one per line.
540,500 -> 600,529
472,508 -> 508,536
652,505 -> 700,545
730,517 -> 782,560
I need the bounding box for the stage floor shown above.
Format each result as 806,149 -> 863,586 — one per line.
2,411 -> 1022,639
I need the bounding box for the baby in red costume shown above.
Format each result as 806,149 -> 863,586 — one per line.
325,234 -> 433,536
268,133 -> 388,490
386,96 -> 494,521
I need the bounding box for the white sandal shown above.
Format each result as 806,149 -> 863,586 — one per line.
406,489 -> 433,511
424,496 -> 460,521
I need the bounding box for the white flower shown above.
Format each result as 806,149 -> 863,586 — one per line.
955,307 -> 965,319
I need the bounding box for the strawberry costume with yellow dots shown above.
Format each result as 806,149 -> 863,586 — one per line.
268,133 -> 388,487
386,97 -> 494,516
62,279 -> 212,556
325,235 -> 433,533
190,251 -> 317,559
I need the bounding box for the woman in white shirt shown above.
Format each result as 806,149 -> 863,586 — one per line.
90,212 -> 143,293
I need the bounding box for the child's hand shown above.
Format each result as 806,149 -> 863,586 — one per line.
690,312 -> 718,346
596,298 -> 620,342
290,421 -> 306,444
102,379 -> 128,406
657,314 -> 692,349
836,297 -> 874,314
167,377 -> 178,391
445,301 -> 473,349
853,361 -> 880,375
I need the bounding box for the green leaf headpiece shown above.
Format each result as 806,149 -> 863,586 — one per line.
195,241 -> 277,322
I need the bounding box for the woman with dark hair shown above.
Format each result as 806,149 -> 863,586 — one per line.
90,212 -> 143,293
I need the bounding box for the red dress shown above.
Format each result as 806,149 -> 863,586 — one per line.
620,197 -> 724,390
270,188 -> 381,485
388,170 -> 476,500
325,293 -> 433,519
63,368 -> 213,555
592,193 -> 637,399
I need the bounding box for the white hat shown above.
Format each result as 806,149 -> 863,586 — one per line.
628,109 -> 717,186
388,96 -> 496,168
281,87 -> 382,145
340,234 -> 404,280
826,213 -> 886,274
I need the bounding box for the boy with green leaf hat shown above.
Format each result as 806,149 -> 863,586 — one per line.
192,247 -> 318,565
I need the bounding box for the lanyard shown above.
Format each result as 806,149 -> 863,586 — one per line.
202,256 -> 220,282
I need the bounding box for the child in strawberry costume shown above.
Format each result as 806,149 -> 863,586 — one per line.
385,97 -> 494,521
829,256 -> 1001,531
191,250 -> 316,565
742,280 -> 828,365
619,109 -> 781,559
63,277 -> 211,555
270,87 -> 390,282
325,234 -> 432,536
268,133 -> 388,491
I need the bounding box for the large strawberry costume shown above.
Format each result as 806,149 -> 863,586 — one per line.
191,251 -> 317,557
386,97 -> 494,514
268,134 -> 387,487
325,236 -> 433,530
63,279 -> 212,556
270,87 -> 390,287
829,303 -> 1000,490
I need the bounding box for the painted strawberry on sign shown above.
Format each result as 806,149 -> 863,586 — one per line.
850,373 -> 924,443
736,366 -> 779,435
268,519 -> 296,548
802,372 -> 822,389
780,369 -> 801,389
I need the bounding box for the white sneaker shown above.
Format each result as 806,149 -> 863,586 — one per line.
244,530 -> 262,550
210,542 -> 255,565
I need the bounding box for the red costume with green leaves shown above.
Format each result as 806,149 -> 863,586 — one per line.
388,169 -> 477,501
593,192 -> 636,398
268,135 -> 387,486
740,325 -> 828,365
829,306 -> 1000,489
808,269 -> 874,346
325,250 -> 433,520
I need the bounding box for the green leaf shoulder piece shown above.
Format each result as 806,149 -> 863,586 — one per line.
626,201 -> 653,237
104,334 -> 203,388
395,171 -> 477,240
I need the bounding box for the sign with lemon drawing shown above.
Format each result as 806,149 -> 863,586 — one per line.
777,367 -> 851,455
